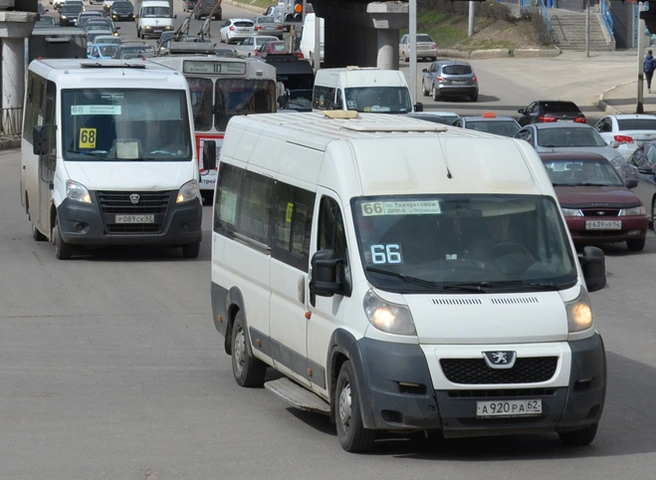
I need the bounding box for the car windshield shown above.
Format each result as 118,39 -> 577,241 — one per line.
537,127 -> 607,147
113,1 -> 132,8
36,16 -> 56,26
61,89 -> 192,161
442,64 -> 472,75
344,87 -> 413,114
465,120 -> 520,137
61,5 -> 83,12
92,45 -> 118,57
142,6 -> 171,17
542,101 -> 580,113
617,118 -> 656,130
542,159 -> 625,186
214,79 -> 277,130
352,194 -> 577,293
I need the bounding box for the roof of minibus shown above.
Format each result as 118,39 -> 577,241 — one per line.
28,59 -> 188,89
314,68 -> 407,88
222,112 -> 552,198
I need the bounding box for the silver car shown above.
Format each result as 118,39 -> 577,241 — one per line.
234,35 -> 279,57
253,15 -> 283,39
421,60 -> 479,102
399,33 -> 438,62
514,123 -> 625,166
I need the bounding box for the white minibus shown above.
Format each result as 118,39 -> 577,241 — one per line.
210,111 -> 607,453
20,59 -> 202,259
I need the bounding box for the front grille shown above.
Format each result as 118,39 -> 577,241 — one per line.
440,357 -> 558,384
582,208 -> 620,217
97,191 -> 172,234
446,388 -> 556,398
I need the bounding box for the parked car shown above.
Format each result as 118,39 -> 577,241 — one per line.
593,114 -> 656,161
399,33 -> 438,62
515,123 -> 625,166
540,152 -> 647,251
253,15 -> 284,39
453,112 -> 521,137
88,43 -> 121,59
517,100 -> 586,126
235,34 -> 279,57
34,15 -> 58,28
615,140 -> 656,227
406,111 -> 460,125
58,4 -> 84,26
77,10 -> 105,29
220,18 -> 255,44
421,60 -> 478,102
110,1 -> 135,21
113,42 -> 155,59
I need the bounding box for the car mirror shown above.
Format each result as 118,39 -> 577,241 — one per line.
414,102 -> 423,112
578,246 -> 606,293
421,68 -> 427,73
609,140 -> 619,148
174,14 -> 177,19
202,140 -> 217,171
310,249 -> 343,297
518,108 -> 525,114
116,26 -> 120,29
626,179 -> 639,189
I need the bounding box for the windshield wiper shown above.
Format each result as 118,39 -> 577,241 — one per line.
365,267 -> 436,288
479,281 -> 560,291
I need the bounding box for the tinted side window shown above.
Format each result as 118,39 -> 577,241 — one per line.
23,72 -> 47,143
272,182 -> 315,271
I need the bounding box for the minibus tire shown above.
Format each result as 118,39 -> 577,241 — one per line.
182,238 -> 201,258
231,311 -> 267,387
558,422 -> 598,446
335,361 -> 376,453
53,217 -> 72,260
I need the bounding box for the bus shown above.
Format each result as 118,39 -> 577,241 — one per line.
149,43 -> 278,201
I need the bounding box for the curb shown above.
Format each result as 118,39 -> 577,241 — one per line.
0,137 -> 20,151
437,47 -> 561,59
513,47 -> 561,58
470,48 -> 510,59
597,80 -> 636,115
222,0 -> 266,14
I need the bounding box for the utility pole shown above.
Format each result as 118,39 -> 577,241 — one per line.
585,0 -> 590,57
409,0 -> 417,106
638,1 -> 647,113
468,1 -> 475,37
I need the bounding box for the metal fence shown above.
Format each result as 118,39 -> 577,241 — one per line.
1,106 -> 23,137
600,0 -> 614,40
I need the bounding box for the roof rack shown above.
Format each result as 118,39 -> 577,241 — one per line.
168,42 -> 216,55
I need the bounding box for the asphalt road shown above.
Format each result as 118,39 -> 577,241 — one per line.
5,4 -> 656,479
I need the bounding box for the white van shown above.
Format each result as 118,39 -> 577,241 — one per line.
136,0 -> 175,39
299,13 -> 324,64
21,59 -> 203,259
210,111 -> 607,452
312,67 -> 423,114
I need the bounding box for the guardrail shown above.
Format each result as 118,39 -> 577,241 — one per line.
601,0 -> 614,40
1,106 -> 22,137
539,0 -> 553,38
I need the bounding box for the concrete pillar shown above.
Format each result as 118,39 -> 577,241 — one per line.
3,37 -> 24,108
376,29 -> 398,70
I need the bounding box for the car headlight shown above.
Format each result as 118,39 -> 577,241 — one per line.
561,207 -> 583,217
565,288 -> 593,334
176,179 -> 199,203
61,15 -> 67,18
165,25 -> 172,30
145,25 -> 152,29
363,290 -> 416,336
619,205 -> 646,216
66,179 -> 92,203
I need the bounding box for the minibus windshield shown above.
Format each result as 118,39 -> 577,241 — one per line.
344,86 -> 413,114
62,89 -> 192,161
352,194 -> 578,293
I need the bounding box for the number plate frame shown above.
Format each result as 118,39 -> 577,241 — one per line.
115,214 -> 155,224
476,399 -> 542,418
585,220 -> 621,230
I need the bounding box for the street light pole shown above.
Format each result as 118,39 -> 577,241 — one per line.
585,0 -> 590,57
638,1 -> 646,113
468,1 -> 475,37
409,0 -> 417,106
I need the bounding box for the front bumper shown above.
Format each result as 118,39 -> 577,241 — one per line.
57,191 -> 202,247
351,334 -> 606,437
566,215 -> 648,244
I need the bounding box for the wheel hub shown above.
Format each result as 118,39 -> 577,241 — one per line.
234,327 -> 245,373
338,382 -> 352,431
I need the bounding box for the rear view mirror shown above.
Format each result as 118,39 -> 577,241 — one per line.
518,108 -> 525,114
414,102 -> 424,112
421,68 -> 428,73
579,246 -> 606,293
203,140 -> 217,171
33,125 -> 48,156
626,179 -> 639,189
310,249 -> 342,297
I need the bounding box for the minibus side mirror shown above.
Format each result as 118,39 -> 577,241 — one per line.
579,246 -> 606,293
33,125 -> 48,156
310,249 -> 342,297
518,108 -> 525,114
203,140 -> 217,170
626,178 -> 638,189
414,102 -> 423,112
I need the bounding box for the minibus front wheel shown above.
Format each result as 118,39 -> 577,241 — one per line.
335,361 -> 376,453
53,217 -> 73,260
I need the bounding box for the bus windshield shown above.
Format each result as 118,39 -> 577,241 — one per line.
61,89 -> 192,161
214,79 -> 276,130
344,86 -> 413,114
142,6 -> 171,17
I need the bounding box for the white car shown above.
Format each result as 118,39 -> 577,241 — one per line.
234,34 -> 279,57
594,114 -> 656,161
219,18 -> 255,44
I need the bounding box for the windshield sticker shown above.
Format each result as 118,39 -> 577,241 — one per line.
286,202 -> 294,223
78,128 -> 97,149
361,201 -> 442,216
116,140 -> 139,159
71,105 -> 122,116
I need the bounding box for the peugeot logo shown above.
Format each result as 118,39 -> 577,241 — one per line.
483,351 -> 517,369
597,211 -> 606,216
130,194 -> 140,204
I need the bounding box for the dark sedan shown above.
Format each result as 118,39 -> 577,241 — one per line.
110,1 -> 134,21
517,100 -> 586,126
59,4 -> 84,26
540,152 -> 647,251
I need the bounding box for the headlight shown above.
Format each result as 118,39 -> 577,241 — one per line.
165,25 -> 172,30
145,25 -> 152,29
61,15 -> 67,18
176,179 -> 198,203
561,207 -> 583,217
619,205 -> 646,216
565,288 -> 593,334
363,290 -> 416,336
66,179 -> 92,204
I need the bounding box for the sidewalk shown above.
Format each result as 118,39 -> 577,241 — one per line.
598,80 -> 656,115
